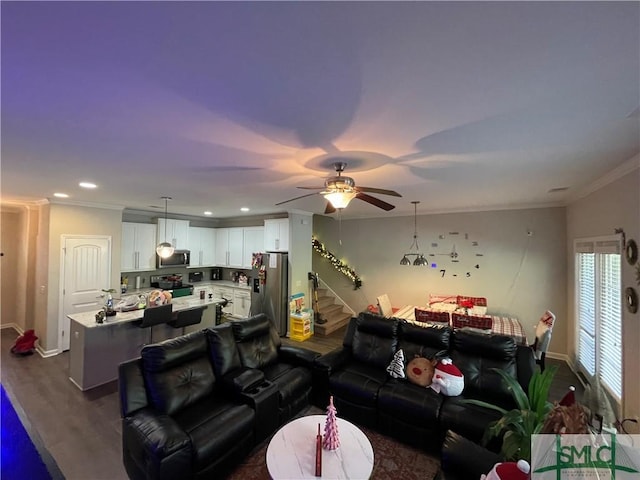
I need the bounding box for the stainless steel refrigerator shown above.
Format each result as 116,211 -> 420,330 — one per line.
250,252 -> 289,336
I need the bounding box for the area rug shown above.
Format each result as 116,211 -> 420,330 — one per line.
226,407 -> 440,479
0,384 -> 64,480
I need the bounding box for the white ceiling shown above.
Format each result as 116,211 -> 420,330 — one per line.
2,2 -> 638,219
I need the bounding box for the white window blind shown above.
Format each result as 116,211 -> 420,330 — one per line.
575,237 -> 622,402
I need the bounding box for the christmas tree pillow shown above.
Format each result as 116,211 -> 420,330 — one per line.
386,349 -> 406,379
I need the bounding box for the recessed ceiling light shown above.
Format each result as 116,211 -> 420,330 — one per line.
204,211 -> 213,216
240,207 -> 250,212
54,192 -> 69,198
79,182 -> 97,189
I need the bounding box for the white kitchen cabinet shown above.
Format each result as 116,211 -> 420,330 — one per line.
187,227 -> 216,267
215,228 -> 244,267
212,286 -> 235,316
156,218 -> 190,250
121,222 -> 157,272
233,289 -> 252,318
242,226 -> 264,268
264,218 -> 289,252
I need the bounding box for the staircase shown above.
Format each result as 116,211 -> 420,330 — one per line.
314,287 -> 352,336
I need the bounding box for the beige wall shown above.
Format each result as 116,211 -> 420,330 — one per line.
289,212 -> 314,301
313,206 -> 567,353
566,162 -> 640,432
1,209 -> 21,327
41,203 -> 123,352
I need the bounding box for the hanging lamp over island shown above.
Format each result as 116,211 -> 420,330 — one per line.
399,201 -> 428,266
156,196 -> 175,259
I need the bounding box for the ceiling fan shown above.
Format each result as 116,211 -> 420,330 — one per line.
276,162 -> 402,214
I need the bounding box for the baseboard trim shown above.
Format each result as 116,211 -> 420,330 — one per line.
1,324 -> 59,357
546,351 -> 569,363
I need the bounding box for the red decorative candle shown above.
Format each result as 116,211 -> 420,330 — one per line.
315,423 -> 322,477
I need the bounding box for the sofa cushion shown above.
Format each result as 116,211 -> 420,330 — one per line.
173,395 -> 255,472
398,322 -> 451,363
263,362 -> 312,406
232,315 -> 279,369
329,361 -> 388,408
207,324 -> 242,377
378,379 -> 443,426
352,313 -> 398,369
450,331 -> 518,408
438,395 -> 503,445
141,331 -> 215,415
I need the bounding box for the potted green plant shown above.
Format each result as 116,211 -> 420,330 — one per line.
464,365 -> 557,463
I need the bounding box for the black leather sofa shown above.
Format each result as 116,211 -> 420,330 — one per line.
314,311 -> 535,453
119,314 -> 319,480
434,429 -> 503,480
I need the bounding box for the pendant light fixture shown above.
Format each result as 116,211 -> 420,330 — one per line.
399,201 -> 428,266
156,196 -> 175,259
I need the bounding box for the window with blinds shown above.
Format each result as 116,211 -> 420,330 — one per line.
575,237 -> 622,403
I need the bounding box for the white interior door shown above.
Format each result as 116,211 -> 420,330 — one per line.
60,236 -> 111,351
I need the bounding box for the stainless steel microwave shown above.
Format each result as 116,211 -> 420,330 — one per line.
156,250 -> 190,269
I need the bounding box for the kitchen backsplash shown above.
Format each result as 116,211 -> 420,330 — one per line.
120,266 -> 253,289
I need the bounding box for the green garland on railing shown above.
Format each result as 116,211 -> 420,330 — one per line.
312,238 -> 362,289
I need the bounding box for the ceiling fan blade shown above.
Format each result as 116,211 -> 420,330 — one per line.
296,186 -> 325,190
324,202 -> 336,214
275,192 -> 320,206
355,186 -> 402,197
355,192 -> 396,211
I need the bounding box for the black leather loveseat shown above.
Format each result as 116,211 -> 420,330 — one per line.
314,311 -> 535,453
119,314 -> 319,480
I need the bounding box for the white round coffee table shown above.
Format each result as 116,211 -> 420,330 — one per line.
266,414 -> 374,479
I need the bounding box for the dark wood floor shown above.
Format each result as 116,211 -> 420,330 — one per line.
1,326 -> 580,479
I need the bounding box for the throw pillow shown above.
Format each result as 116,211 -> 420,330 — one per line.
386,349 -> 406,379
406,355 -> 436,387
414,308 -> 449,324
451,313 -> 492,330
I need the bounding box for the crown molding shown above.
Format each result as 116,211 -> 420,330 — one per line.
48,199 -> 126,211
566,154 -> 640,204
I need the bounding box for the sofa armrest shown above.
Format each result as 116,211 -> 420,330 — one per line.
439,430 -> 502,479
119,358 -> 148,418
311,347 -> 353,408
222,367 -> 266,394
516,345 -> 536,394
314,346 -> 352,374
279,345 -> 320,368
122,409 -> 193,479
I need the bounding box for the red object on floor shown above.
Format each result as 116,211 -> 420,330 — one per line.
11,330 -> 38,355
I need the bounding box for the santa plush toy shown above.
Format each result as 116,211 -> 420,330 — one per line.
429,358 -> 464,396
481,460 -> 530,480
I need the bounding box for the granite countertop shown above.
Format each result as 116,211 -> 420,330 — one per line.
68,295 -> 224,329
190,280 -> 252,290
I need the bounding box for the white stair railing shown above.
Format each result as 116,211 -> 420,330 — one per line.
317,278 -> 357,316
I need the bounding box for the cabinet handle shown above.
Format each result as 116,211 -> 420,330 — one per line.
275,238 -> 280,250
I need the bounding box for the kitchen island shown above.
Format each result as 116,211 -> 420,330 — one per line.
68,295 -> 223,391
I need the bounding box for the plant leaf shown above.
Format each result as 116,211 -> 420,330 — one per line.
492,368 -> 530,410
461,399 -> 508,415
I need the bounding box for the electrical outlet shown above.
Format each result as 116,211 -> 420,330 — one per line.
527,229 -> 534,237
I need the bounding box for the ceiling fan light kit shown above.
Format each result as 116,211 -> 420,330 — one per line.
400,201 -> 429,267
324,190 -> 357,209
156,196 -> 175,259
276,161 -> 401,213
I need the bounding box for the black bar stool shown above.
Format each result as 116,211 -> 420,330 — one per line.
140,304 -> 173,343
168,307 -> 204,336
